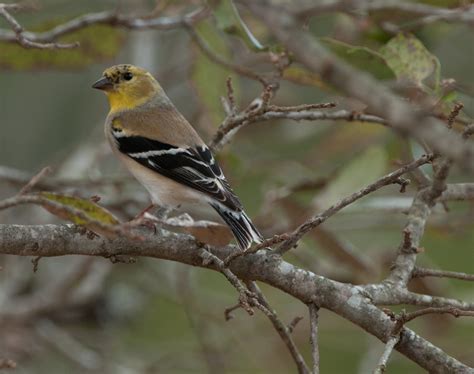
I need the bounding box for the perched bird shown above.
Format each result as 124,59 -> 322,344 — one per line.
93,64 -> 263,250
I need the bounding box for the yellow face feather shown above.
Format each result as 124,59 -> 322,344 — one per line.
93,64 -> 162,113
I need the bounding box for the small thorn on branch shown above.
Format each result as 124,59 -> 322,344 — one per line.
31,255 -> 42,272
226,76 -> 236,114
224,302 -> 241,321
107,254 -> 136,264
394,177 -> 410,193
287,316 -> 304,334
446,102 -> 463,129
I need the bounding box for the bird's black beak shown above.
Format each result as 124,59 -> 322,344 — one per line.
92,76 -> 113,90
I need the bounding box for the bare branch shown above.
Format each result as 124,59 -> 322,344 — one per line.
0,3 -> 78,49
373,335 -> 400,374
386,104 -> 464,288
412,267 -> 474,282
296,0 -> 474,28
198,246 -> 255,316
309,304 -> 320,374
184,23 -> 267,84
243,1 -> 474,171
0,4 -> 209,48
210,106 -> 385,153
277,154 -> 433,254
287,316 -> 304,334
439,183 -> 474,201
18,166 -> 52,195
0,224 -> 471,372
247,282 -> 310,374
402,307 -> 474,322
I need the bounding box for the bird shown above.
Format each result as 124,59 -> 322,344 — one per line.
92,64 -> 263,250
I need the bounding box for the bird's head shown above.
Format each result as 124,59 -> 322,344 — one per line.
92,64 -> 162,112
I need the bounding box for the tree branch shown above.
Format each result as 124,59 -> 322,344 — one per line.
276,154 -> 433,254
0,224 -> 471,372
308,303 -> 320,374
242,0 -> 474,171
412,267 -> 474,282
0,4 -> 209,48
247,282 -> 310,374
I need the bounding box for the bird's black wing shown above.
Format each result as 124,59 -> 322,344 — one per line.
114,133 -> 242,211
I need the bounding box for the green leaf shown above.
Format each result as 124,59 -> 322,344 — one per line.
379,33 -> 440,89
211,0 -> 266,51
38,192 -> 119,227
0,19 -> 124,70
321,37 -> 395,80
192,20 -> 239,124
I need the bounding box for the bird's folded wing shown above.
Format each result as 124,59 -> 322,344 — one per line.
113,133 -> 242,210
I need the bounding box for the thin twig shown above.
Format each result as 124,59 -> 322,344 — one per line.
246,282 -> 310,374
412,267 -> 474,282
309,303 -> 320,374
374,303 -> 474,373
0,3 -> 78,49
277,154 -> 434,254
210,104 -> 350,152
403,307 -> 474,322
185,23 -> 267,84
373,335 -> 400,374
199,246 -> 255,316
287,316 -> 304,334
244,0 -> 474,171
18,166 -> 52,195
266,102 -> 336,112
296,0 -> 474,28
0,4 -> 208,49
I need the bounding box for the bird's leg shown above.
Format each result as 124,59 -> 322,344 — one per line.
134,203 -> 156,220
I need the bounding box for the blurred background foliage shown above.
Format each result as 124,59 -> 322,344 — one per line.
0,0 -> 473,373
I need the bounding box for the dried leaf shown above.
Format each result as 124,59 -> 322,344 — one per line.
37,192 -> 120,237
380,33 -> 440,89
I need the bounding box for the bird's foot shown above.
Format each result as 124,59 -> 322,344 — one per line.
129,204 -> 157,233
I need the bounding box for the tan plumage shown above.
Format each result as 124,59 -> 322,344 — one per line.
93,64 -> 263,250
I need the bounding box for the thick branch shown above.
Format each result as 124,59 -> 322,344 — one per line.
0,224 -> 471,373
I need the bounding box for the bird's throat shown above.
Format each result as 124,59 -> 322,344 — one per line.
106,91 -> 149,113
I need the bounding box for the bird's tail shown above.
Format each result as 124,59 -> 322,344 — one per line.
210,203 -> 263,250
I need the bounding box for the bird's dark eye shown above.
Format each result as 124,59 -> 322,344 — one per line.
123,72 -> 133,81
